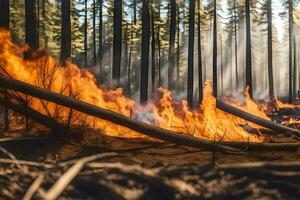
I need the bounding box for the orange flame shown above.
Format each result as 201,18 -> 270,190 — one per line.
0,29 -> 264,142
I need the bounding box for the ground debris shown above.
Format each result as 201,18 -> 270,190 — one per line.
0,154 -> 299,200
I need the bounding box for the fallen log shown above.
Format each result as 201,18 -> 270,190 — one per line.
0,76 -> 299,151
217,100 -> 300,137
0,93 -> 68,134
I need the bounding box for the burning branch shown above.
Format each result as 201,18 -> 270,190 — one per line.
0,76 -> 299,152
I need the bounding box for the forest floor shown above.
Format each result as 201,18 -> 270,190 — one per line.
0,106 -> 300,199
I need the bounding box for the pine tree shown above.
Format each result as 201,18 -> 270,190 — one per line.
25,0 -> 39,50
212,0 -> 217,97
0,0 -> 9,27
112,0 -> 122,85
168,0 -> 176,90
187,0 -> 195,107
140,0 -> 150,104
245,0 -> 253,98
60,0 -> 71,65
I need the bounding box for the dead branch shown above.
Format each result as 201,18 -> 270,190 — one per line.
43,153 -> 116,200
216,100 -> 300,136
218,161 -> 300,171
0,76 -> 299,152
0,92 -> 68,134
23,174 -> 45,200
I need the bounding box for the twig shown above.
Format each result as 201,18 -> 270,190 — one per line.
43,153 -> 116,200
0,158 -> 53,168
23,173 -> 45,200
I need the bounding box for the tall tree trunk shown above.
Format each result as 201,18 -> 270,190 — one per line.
245,0 -> 253,98
84,0 -> 88,67
187,0 -> 195,107
168,0 -> 176,90
93,0 -> 96,66
197,0 -> 203,104
267,0 -> 274,101
42,0 -> 47,48
233,0 -> 238,90
112,0 -> 122,85
98,0 -> 103,82
60,0 -> 71,65
212,0 -> 217,97
133,0 -> 137,24
25,0 -> 39,50
157,6 -> 162,87
176,5 -> 180,85
151,9 -> 156,94
157,26 -> 162,87
140,0 -> 150,104
128,31 -> 133,95
293,38 -> 297,98
0,0 -> 9,27
0,1 -> 9,131
288,0 -> 293,103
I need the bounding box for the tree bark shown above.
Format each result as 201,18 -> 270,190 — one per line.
25,0 -> 39,50
98,0 -> 103,82
0,0 -> 9,28
84,0 -> 88,67
245,0 -> 253,98
151,9 -> 156,94
212,0 -> 218,97
293,38 -> 297,98
0,76 -> 299,151
112,0 -> 122,85
197,0 -> 203,104
168,0 -> 176,90
267,0 -> 275,101
176,5 -> 180,88
233,0 -> 238,90
187,0 -> 195,108
140,0 -> 150,104
288,0 -> 293,103
93,0 -> 96,66
60,0 -> 71,65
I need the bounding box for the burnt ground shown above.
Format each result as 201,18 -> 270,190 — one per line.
0,106 -> 300,199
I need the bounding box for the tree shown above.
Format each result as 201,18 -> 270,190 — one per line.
187,0 -> 195,107
25,0 -> 39,50
151,4 -> 156,93
98,0 -> 103,82
233,0 -> 239,90
0,0 -> 9,27
93,0 -> 97,66
140,0 -> 150,104
267,0 -> 275,101
112,0 -> 122,85
168,0 -> 176,89
0,0 -> 9,131
245,0 -> 253,98
288,0 -> 293,103
197,0 -> 203,104
71,0 -> 84,63
212,0 -> 217,97
84,0 -> 88,67
60,0 -> 71,65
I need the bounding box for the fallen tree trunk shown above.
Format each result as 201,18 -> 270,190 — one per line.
217,100 -> 300,137
0,93 -> 68,134
0,76 -> 299,151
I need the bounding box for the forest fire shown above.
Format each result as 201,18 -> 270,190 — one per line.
2,0 -> 300,198
0,29 -> 273,142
